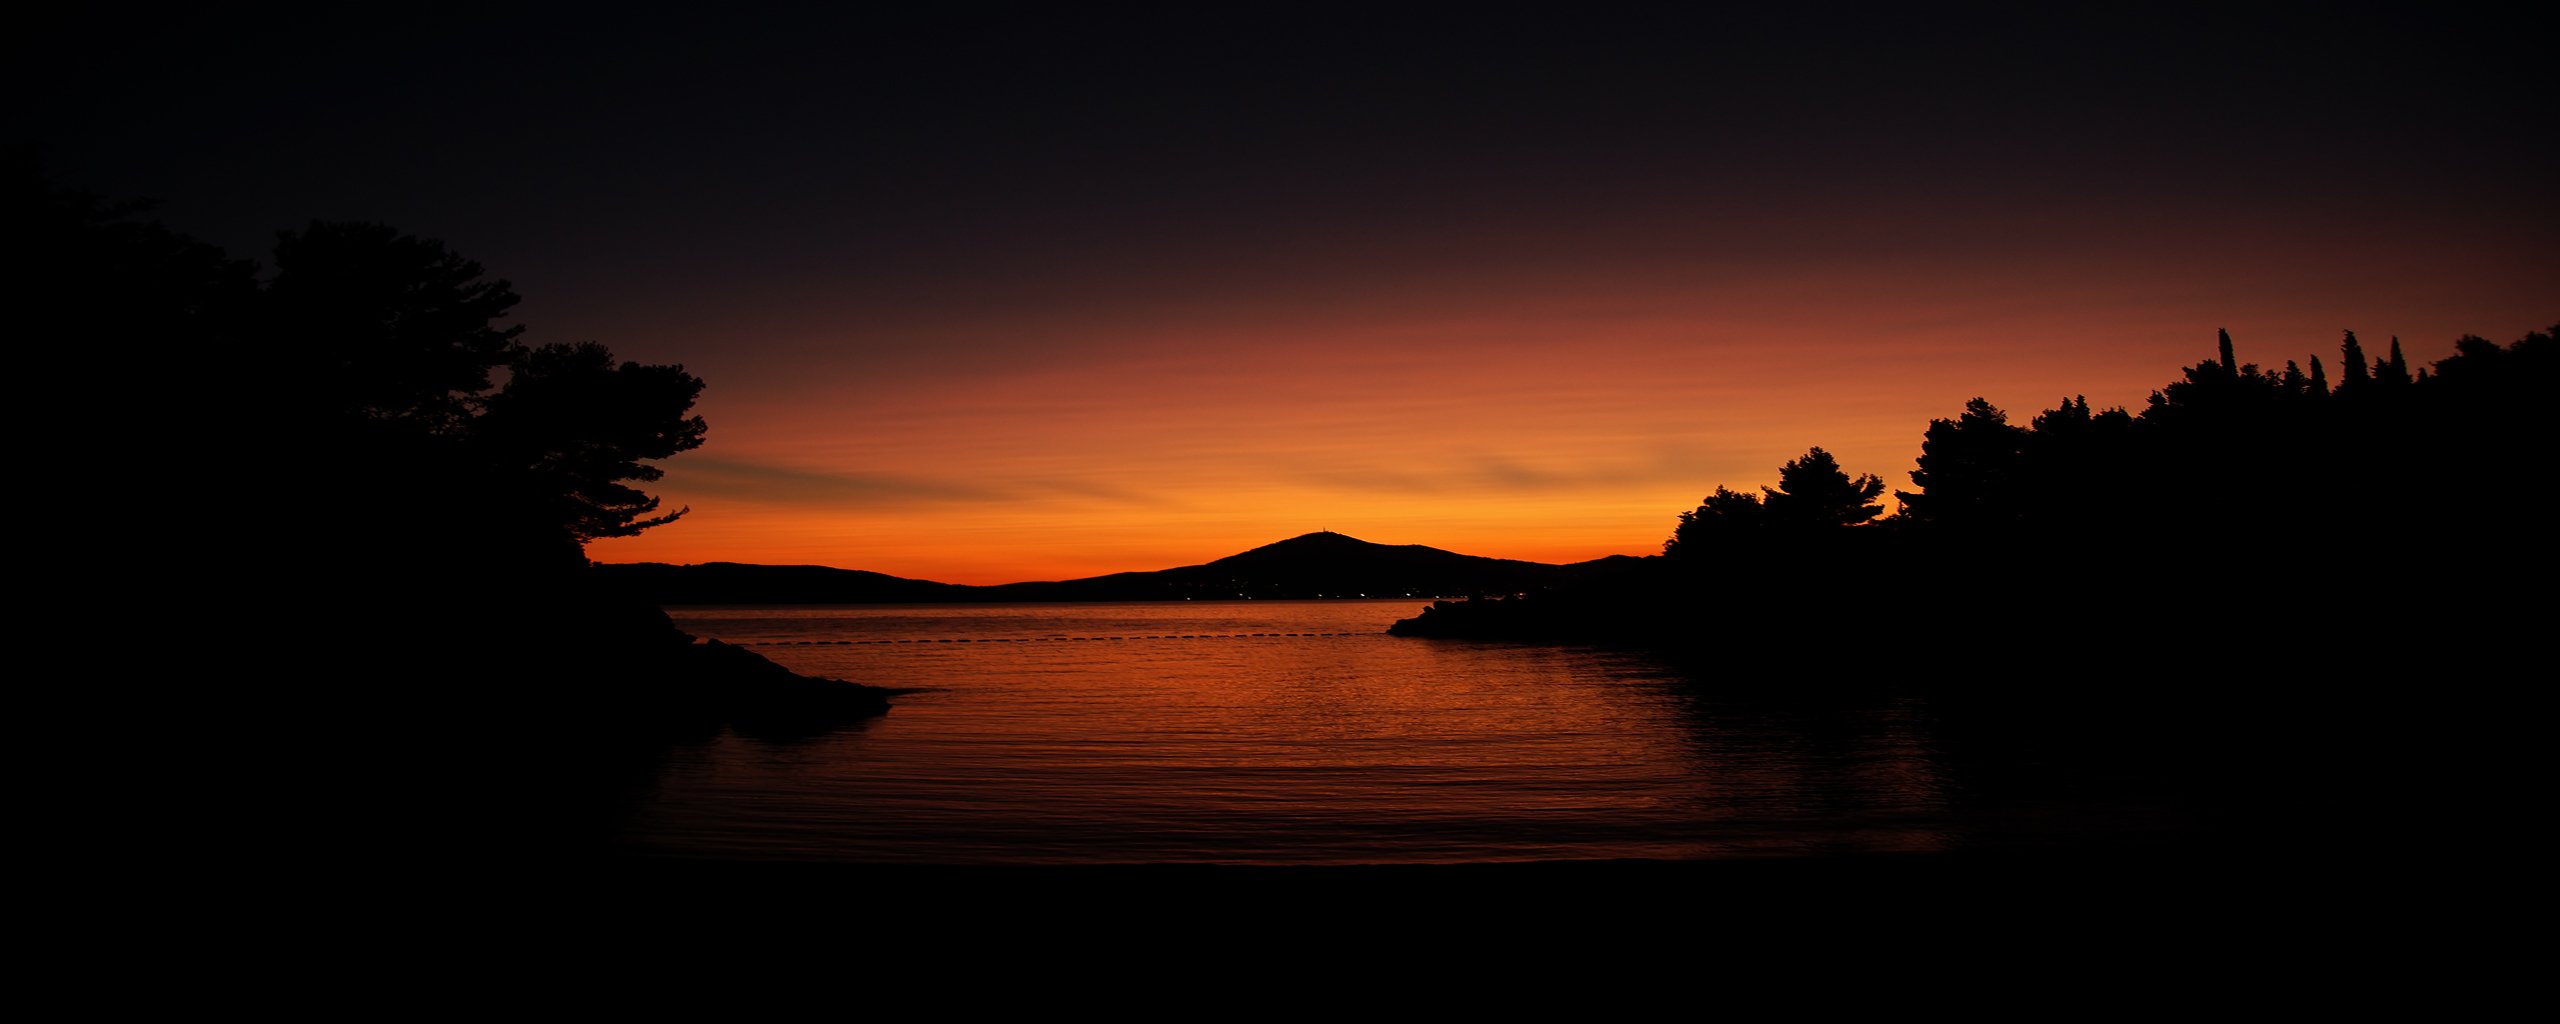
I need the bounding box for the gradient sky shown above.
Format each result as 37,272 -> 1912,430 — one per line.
19,7 -> 2553,583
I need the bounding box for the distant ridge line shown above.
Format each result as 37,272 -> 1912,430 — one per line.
596,531 -> 1652,605
743,631 -> 1368,645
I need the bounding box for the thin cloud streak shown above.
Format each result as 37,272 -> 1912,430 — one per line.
672,457 -> 1010,506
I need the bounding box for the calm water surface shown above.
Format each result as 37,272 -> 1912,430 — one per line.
614,601 -> 2191,864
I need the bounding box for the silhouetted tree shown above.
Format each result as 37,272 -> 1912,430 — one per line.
2145,329 -> 2291,427
2430,330 -> 2549,387
21,162 -> 884,871
247,221 -> 708,572
2406,323 -> 2555,530
1895,398 -> 2028,527
269,221 -> 525,433
2020,395 -> 2136,530
2375,336 -> 2413,391
2339,330 -> 2372,394
1662,446 -> 1881,565
1763,447 -> 1885,529
475,341 -> 708,545
1663,486 -> 1765,559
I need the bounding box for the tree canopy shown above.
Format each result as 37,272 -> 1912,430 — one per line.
1879,325 -> 2555,552
19,159 -> 890,862
250,220 -> 710,569
1664,446 -> 1886,559
1662,486 -> 1764,559
268,220 -> 526,432
1652,322 -> 2550,593
476,340 -> 708,543
1763,446 -> 1886,530
1894,398 -> 2027,528
18,154 -> 710,578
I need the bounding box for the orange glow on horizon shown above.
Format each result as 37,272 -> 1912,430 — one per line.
582,249 -> 2554,585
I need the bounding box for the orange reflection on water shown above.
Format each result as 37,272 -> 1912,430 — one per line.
621,603 -> 1995,864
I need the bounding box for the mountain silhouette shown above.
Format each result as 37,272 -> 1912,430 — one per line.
596,531 -> 1642,604
1174,531 -> 1572,596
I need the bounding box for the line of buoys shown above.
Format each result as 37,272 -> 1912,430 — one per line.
740,631 -> 1365,646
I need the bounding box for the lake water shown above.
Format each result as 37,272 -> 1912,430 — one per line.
609,601 -> 2209,865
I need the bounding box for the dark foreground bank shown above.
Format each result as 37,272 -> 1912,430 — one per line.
359,845 -> 2496,973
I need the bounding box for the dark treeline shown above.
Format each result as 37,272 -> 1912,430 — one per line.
18,156 -> 887,862
1396,323 -> 2553,672
1887,326 -> 2547,561
1394,324 -> 2551,851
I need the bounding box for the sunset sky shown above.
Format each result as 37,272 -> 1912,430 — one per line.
20,7 -> 2553,583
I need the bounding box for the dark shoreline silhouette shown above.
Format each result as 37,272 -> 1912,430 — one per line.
1392,323 -> 2552,654
595,530 -> 1650,604
1374,325 -> 2552,868
19,160 -> 894,868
